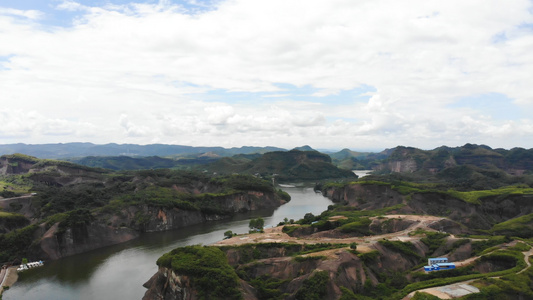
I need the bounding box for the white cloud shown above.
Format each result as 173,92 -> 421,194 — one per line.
0,7 -> 43,20
56,1 -> 86,12
0,0 -> 532,150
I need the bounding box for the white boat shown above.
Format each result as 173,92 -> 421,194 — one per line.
17,260 -> 44,272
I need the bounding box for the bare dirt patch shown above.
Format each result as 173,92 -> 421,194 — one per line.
215,214 -> 445,248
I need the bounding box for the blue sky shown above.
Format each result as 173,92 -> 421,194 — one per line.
1,0 -> 533,151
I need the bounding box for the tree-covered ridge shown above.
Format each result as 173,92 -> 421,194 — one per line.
157,245 -> 242,300
374,144 -> 533,176
156,235 -> 533,299
0,153 -> 109,176
0,157 -> 290,262
202,149 -> 357,182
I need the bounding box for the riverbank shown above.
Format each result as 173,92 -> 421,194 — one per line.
0,267 -> 18,296
2,186 -> 333,299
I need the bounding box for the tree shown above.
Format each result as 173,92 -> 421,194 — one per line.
301,212 -> 315,224
224,230 -> 234,239
249,217 -> 265,232
350,242 -> 357,250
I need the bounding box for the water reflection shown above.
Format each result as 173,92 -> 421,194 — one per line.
4,186 -> 332,300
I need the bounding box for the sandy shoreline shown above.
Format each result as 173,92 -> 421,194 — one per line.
0,267 -> 18,296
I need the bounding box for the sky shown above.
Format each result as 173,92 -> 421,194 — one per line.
1,0 -> 533,151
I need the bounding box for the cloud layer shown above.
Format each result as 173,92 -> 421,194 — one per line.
1,0 -> 532,150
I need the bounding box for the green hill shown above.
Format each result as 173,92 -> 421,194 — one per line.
202,150 -> 357,182
371,144 -> 533,189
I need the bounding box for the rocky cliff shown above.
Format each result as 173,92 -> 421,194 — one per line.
142,215 -> 531,300
32,190 -> 286,260
0,155 -> 289,261
142,240 -> 432,300
143,267 -> 197,300
372,144 -> 533,180
322,182 -> 533,232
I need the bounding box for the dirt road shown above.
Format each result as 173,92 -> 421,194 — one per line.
215,214 -> 445,250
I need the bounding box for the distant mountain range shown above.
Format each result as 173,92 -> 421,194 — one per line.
0,143 -> 285,159
2,143 -> 532,184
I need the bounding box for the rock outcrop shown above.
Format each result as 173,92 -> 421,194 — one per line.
33,189 -> 286,260
37,222 -> 139,260
143,267 -> 196,300
142,242 -> 429,300
322,183 -> 533,232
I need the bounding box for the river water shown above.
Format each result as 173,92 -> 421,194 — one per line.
4,186 -> 333,300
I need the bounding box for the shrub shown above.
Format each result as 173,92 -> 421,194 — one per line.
339,218 -> 371,235
249,218 -> 265,231
157,245 -> 242,300
224,230 -> 234,239
249,275 -> 290,300
358,250 -> 380,263
420,232 -> 449,253
0,224 -> 39,262
378,240 -> 422,260
294,271 -> 329,300
471,236 -> 511,255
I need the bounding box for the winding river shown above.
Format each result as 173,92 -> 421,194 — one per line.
4,186 -> 333,300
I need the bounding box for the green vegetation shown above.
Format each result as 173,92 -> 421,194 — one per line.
105,186 -> 200,212
67,155 -> 192,171
350,242 -> 357,250
450,238 -> 470,251
248,275 -> 290,300
508,241 -> 531,252
281,225 -> 301,236
286,203 -> 407,237
294,271 -> 329,300
339,218 -> 372,235
0,212 -> 29,229
471,236 -> 512,255
203,150 -> 357,182
0,224 -> 39,262
219,242 -> 347,264
392,245 -> 529,299
249,217 -> 265,232
224,230 -> 234,239
462,257 -> 533,299
420,231 -> 449,253
491,213 -> 533,237
358,250 -> 380,263
378,240 -> 422,260
445,186 -> 533,204
2,153 -> 40,163
412,266 -> 477,281
210,174 -> 276,193
0,175 -> 32,196
157,245 -> 242,300
326,178 -> 533,207
26,169 -> 284,220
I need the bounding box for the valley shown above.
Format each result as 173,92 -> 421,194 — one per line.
1,143 -> 533,299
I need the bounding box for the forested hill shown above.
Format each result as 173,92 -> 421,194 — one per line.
201,149 -> 357,182
66,155 -> 219,171
376,144 -> 533,173
0,154 -> 290,261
